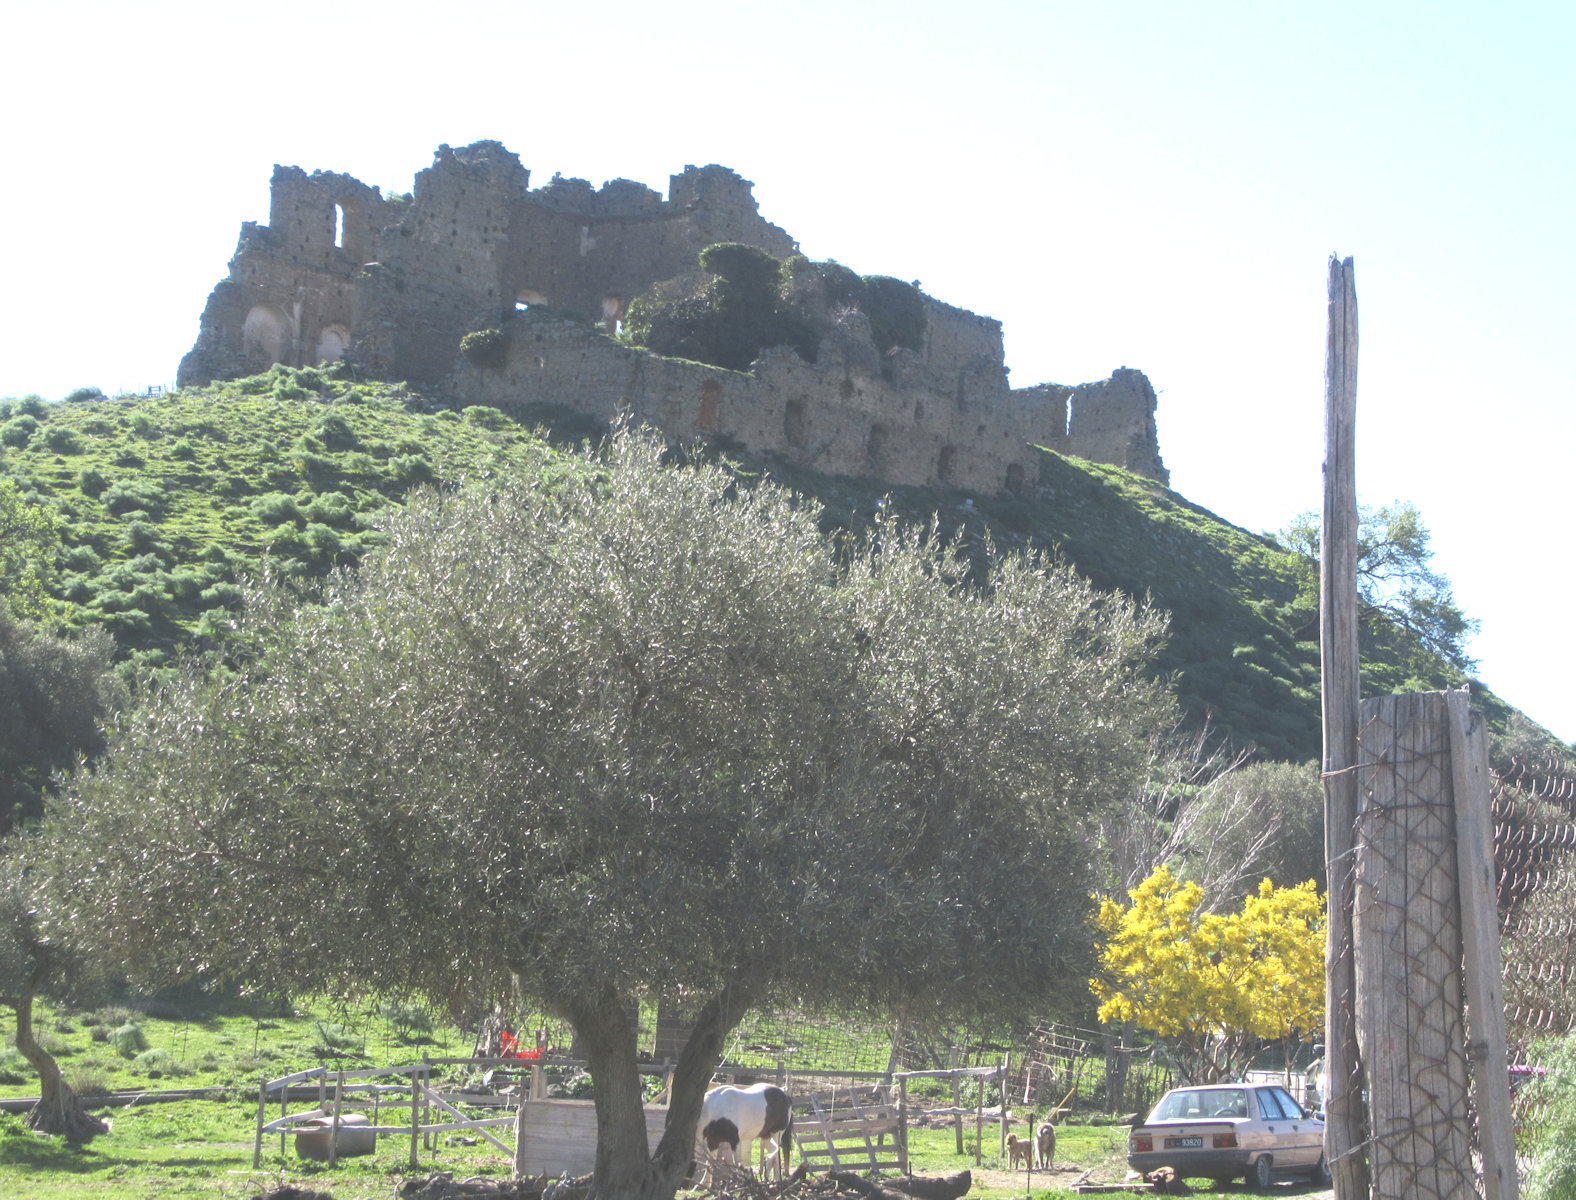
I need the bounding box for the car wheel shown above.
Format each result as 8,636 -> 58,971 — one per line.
1250,1154 -> 1273,1189
1309,1151 -> 1333,1184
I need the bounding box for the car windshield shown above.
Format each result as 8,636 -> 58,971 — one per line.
1150,1088 -> 1249,1121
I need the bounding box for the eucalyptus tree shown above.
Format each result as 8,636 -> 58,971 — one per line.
48,429 -> 1173,1200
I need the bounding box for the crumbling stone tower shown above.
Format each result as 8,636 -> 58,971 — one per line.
181,141 -> 1167,493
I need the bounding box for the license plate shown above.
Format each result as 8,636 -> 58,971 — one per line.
1165,1136 -> 1204,1149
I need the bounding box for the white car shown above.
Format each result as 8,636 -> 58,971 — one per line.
1127,1081 -> 1331,1189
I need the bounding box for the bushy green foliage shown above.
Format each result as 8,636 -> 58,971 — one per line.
131,1047 -> 187,1077
41,426 -> 82,454
0,1049 -> 27,1085
311,1021 -> 363,1055
0,609 -> 123,829
461,404 -> 509,430
623,243 -> 815,370
458,328 -> 509,369
1525,1031 -> 1576,1199
0,372 -> 562,665
379,1000 -> 433,1040
109,1022 -> 148,1057
1279,501 -> 1479,673
1,416 -> 38,448
621,247 -> 930,375
50,427 -> 1173,1198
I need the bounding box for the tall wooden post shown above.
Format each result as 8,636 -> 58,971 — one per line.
1450,692 -> 1519,1200
1320,254 -> 1370,1197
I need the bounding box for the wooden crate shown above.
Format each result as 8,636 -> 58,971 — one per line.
515,1100 -> 667,1177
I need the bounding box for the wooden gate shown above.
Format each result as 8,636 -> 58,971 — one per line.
792,1084 -> 903,1173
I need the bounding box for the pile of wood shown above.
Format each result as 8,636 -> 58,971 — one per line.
397,1172 -> 551,1200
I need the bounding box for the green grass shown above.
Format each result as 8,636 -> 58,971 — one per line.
1,366 -> 1536,761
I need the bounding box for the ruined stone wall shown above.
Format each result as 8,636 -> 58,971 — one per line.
180,140 -> 1168,492
453,307 -> 1101,497
180,143 -> 794,388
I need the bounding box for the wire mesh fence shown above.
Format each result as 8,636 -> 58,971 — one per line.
1495,755 -> 1576,1186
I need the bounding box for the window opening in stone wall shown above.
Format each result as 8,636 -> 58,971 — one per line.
1005,463 -> 1025,494
866,424 -> 889,467
937,445 -> 957,486
602,296 -> 625,336
334,204 -> 345,250
784,399 -> 808,450
516,288 -> 548,312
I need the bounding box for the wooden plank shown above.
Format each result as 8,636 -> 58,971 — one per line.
892,1066 -> 1001,1080
794,1115 -> 901,1137
1449,691 -> 1519,1200
1320,251 -> 1368,1198
260,1109 -> 329,1133
265,1067 -> 324,1089
1355,693 -> 1476,1199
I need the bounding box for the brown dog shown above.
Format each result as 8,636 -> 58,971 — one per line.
1036,1120 -> 1056,1168
1007,1132 -> 1034,1170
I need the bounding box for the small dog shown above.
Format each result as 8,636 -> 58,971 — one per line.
1007,1132 -> 1034,1170
1035,1120 -> 1056,1168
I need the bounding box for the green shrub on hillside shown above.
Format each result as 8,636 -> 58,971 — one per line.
42,425 -> 83,454
110,1023 -> 148,1058
1,416 -> 38,447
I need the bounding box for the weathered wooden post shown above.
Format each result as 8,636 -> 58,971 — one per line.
410,1065 -> 421,1169
1355,693 -> 1476,1198
328,1069 -> 344,1168
897,1076 -> 910,1174
998,1054 -> 1010,1162
1450,692 -> 1518,1200
1321,253 -> 1370,1199
253,1076 -> 267,1168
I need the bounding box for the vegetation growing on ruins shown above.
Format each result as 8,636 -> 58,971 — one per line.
620,245 -> 930,372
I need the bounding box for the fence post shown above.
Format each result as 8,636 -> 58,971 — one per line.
998,1055 -> 1009,1162
1449,691 -> 1519,1200
513,1089 -> 527,1178
1320,252 -> 1370,1199
253,1077 -> 267,1168
948,1046 -> 963,1155
1355,693 -> 1476,1197
410,1065 -> 420,1169
423,1052 -> 432,1151
897,1076 -> 909,1175
328,1070 -> 344,1168
973,1072 -> 983,1167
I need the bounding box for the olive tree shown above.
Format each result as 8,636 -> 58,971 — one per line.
0,852 -> 108,1140
47,430 -> 1172,1199
0,608 -> 124,831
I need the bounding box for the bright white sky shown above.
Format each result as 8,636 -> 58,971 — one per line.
3,1 -> 1573,742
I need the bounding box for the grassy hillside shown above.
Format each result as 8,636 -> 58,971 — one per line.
0,367 -> 1516,761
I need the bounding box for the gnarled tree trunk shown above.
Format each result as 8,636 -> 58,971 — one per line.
12,958 -> 107,1141
563,981 -> 753,1200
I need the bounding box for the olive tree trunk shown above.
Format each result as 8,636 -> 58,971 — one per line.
12,959 -> 106,1141
565,982 -> 752,1200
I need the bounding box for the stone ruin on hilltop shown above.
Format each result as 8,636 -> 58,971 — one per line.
180,140 -> 1167,494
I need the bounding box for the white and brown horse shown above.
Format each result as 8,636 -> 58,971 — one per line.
696,1082 -> 794,1181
